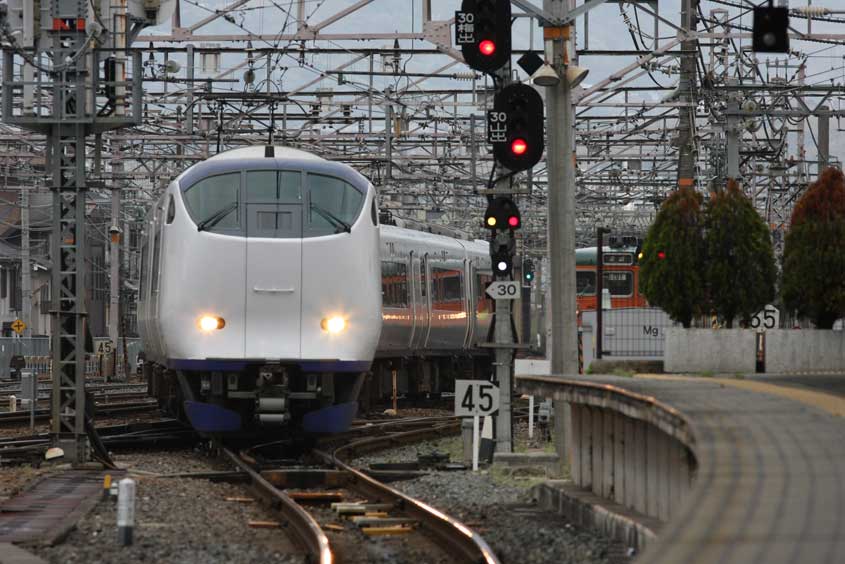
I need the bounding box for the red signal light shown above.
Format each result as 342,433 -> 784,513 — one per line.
508,215 -> 520,228
511,138 -> 528,156
658,251 -> 666,260
479,40 -> 496,56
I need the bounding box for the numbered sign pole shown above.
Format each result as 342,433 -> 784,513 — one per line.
528,396 -> 534,439
472,413 -> 480,472
455,380 -> 501,467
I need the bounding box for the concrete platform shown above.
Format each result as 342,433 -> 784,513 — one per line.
0,471 -> 104,546
517,373 -> 845,564
532,480 -> 660,552
492,451 -> 560,476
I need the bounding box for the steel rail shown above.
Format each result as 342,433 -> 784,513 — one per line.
0,400 -> 159,424
221,447 -> 332,564
312,423 -> 500,564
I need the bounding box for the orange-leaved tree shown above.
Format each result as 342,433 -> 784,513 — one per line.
782,166 -> 845,328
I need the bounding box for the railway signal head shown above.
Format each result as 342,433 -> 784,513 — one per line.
491,244 -> 513,276
483,197 -> 521,230
490,83 -> 545,172
752,4 -> 789,53
523,259 -> 535,283
456,0 -> 512,74
658,250 -> 666,260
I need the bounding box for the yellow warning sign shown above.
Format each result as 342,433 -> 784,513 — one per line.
10,319 -> 26,335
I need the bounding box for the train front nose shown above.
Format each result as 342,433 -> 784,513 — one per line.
244,205 -> 303,359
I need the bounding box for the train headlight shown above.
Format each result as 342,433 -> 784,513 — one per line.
198,315 -> 225,332
321,316 -> 346,334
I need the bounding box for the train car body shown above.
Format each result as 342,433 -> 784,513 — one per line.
139,146 -> 491,435
575,246 -> 648,312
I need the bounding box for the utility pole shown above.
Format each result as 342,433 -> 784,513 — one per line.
544,0 -> 580,473
818,106 -> 830,170
2,2 -> 145,463
109,160 -> 122,380
492,71 -> 514,452
20,184 -> 31,337
595,227 -> 610,359
677,0 -> 699,188
725,79 -> 740,183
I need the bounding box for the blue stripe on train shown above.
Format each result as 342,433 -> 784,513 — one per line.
184,400 -> 242,432
302,401 -> 359,434
168,359 -> 371,372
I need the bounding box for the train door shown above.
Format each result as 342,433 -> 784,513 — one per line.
420,254 -> 432,349
244,170 -> 302,359
463,259 -> 474,349
149,201 -> 167,358
409,253 -> 429,349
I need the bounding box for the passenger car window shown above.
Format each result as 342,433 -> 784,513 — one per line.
381,262 -> 409,307
576,271 -> 596,295
432,267 -> 464,308
183,172 -> 240,232
604,271 -> 633,296
476,273 -> 493,314
307,174 -> 364,235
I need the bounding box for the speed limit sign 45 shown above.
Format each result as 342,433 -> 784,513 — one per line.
454,380 -> 500,417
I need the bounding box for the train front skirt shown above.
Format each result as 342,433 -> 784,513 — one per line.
182,399 -> 358,434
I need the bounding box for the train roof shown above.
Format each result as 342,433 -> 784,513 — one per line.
381,224 -> 489,256
576,246 -> 639,266
175,146 -> 371,193
208,146 -> 323,161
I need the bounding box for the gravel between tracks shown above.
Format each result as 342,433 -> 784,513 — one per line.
32,449 -> 304,564
353,428 -> 633,564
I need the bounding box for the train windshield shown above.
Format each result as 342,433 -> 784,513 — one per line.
182,167 -> 366,237
307,174 -> 363,236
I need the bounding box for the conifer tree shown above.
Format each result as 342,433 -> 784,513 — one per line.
640,186 -> 706,328
704,179 -> 776,328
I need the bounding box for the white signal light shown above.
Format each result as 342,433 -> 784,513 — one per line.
497,261 -> 508,272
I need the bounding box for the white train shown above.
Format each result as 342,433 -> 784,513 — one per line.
138,146 -> 492,433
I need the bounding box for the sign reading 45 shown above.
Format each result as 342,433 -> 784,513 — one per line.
454,380 -> 500,417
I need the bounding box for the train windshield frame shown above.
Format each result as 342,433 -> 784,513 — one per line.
179,158 -> 368,238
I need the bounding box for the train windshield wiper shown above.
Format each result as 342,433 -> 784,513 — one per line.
310,203 -> 351,233
196,202 -> 238,232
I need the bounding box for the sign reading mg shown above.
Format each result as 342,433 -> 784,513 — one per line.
454,380 -> 500,417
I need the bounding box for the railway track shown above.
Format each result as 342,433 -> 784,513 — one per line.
0,419 -> 197,464
221,416 -> 499,564
0,399 -> 159,425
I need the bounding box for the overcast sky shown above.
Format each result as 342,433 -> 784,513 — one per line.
142,0 -> 845,163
